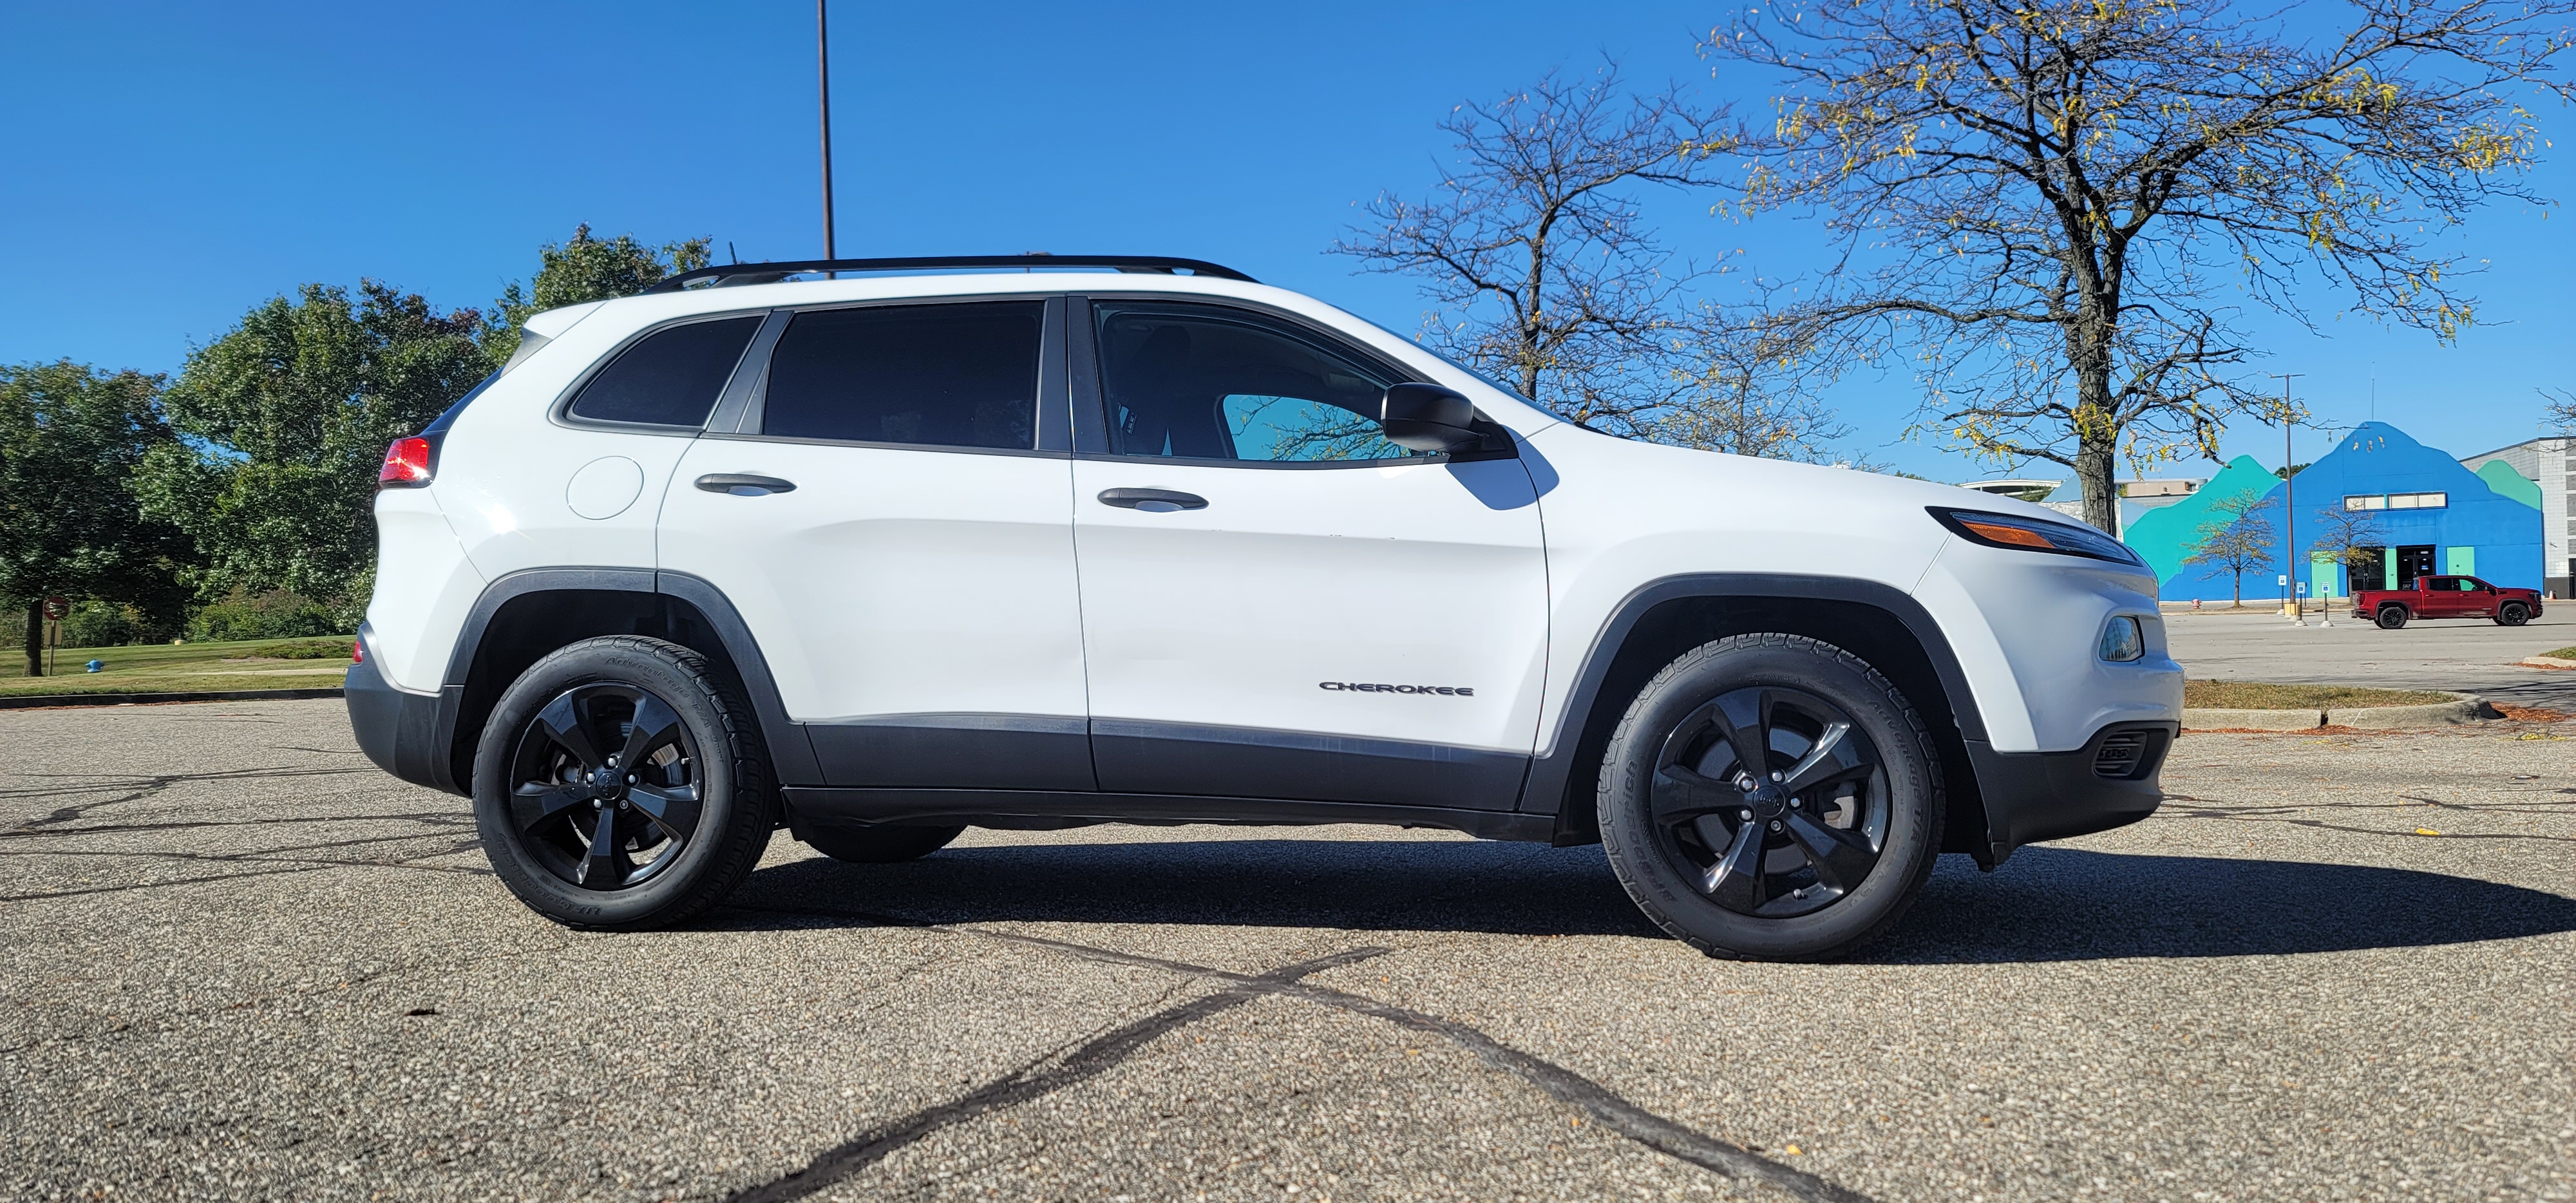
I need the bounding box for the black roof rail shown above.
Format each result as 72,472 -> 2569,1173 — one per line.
643,254 -> 1256,294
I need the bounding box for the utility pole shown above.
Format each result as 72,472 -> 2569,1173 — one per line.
2270,374 -> 2304,625
817,0 -> 836,263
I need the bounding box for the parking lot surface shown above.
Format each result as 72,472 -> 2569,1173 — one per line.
2165,605 -> 2576,713
5,698 -> 2572,1202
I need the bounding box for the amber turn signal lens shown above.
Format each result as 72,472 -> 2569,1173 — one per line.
1959,520 -> 2055,549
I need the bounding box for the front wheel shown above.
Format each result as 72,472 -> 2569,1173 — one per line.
472,636 -> 775,931
2376,607 -> 2409,630
2496,602 -> 2530,627
1596,634 -> 1943,961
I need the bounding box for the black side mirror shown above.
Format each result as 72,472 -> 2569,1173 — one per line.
1376,383 -> 1480,453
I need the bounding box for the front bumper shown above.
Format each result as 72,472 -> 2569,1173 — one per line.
1965,719 -> 2173,864
345,650 -> 464,795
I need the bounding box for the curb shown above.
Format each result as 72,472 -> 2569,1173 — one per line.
0,687 -> 345,710
2181,707 -> 2324,730
2182,692 -> 2487,731
2522,655 -> 2576,670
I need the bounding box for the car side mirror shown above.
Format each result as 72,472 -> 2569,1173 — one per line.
1376,383 -> 1481,453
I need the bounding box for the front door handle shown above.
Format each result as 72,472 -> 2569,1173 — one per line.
696,473 -> 797,496
1097,488 -> 1208,513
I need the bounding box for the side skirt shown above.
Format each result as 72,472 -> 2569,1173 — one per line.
782,787 -> 1557,844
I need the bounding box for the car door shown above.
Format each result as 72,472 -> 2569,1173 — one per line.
2420,577 -> 2468,618
656,296 -> 1094,790
2459,577 -> 2497,617
1066,298 -> 1549,811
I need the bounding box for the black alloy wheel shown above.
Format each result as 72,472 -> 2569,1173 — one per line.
1647,687 -> 1889,917
472,636 -> 774,931
2377,606 -> 2409,630
506,685 -> 702,891
1597,634 -> 1943,961
2497,602 -> 2530,627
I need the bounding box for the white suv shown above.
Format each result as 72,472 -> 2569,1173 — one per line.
346,256 -> 2180,961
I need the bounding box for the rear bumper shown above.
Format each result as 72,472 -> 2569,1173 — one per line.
345,646 -> 464,795
1965,720 -> 2173,864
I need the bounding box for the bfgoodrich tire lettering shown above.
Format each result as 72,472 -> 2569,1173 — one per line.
473,636 -> 775,931
1596,634 -> 1942,961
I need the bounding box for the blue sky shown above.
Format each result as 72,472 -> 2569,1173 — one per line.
3,1 -> 2567,479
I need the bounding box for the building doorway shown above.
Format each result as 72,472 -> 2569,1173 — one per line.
2349,547 -> 2385,593
2394,545 -> 2436,589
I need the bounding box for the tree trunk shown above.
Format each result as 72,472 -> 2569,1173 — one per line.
2073,435 -> 2119,535
22,598 -> 41,677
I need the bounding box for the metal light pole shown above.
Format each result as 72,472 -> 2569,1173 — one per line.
2269,373 -> 2304,625
817,0 -> 836,263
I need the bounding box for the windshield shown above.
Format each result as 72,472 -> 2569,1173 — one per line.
1347,314 -> 1561,420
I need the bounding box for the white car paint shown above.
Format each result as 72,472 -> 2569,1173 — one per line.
368,269 -> 2179,765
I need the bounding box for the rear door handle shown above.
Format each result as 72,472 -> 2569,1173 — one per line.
1097,488 -> 1207,513
696,473 -> 797,496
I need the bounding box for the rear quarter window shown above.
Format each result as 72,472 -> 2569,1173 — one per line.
567,316 -> 764,428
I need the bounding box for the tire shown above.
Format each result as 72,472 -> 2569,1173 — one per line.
472,636 -> 775,931
2497,602 -> 2530,627
1596,634 -> 1944,962
2376,606 -> 2409,630
803,823 -> 965,864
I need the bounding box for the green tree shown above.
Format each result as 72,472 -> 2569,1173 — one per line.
482,223 -> 713,365
138,281 -> 488,624
0,362 -> 186,675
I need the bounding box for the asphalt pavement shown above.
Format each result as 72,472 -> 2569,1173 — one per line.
4,698 -> 2572,1202
2164,605 -> 2576,712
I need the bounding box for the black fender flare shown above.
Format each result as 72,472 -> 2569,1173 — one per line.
1517,573 -> 1991,833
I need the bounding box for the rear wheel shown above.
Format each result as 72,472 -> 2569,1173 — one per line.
472,636 -> 775,931
803,824 -> 965,864
1596,634 -> 1942,961
2376,606 -> 2409,630
2497,602 -> 2530,627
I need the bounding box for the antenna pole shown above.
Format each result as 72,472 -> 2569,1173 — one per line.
818,0 -> 836,262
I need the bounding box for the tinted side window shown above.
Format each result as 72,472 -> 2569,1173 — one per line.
1094,303 -> 1419,462
762,302 -> 1042,449
567,316 -> 762,427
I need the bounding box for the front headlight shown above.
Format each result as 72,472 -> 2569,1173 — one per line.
1927,507 -> 2144,567
2099,616 -> 2146,662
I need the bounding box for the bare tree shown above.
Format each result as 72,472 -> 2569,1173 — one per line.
1710,0 -> 2573,531
2543,387 -> 2576,435
2307,502 -> 2388,597
1648,301 -> 1857,460
2183,493 -> 2280,609
1332,66 -> 1738,438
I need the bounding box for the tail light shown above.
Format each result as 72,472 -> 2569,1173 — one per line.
379,437 -> 435,488
350,638 -> 366,665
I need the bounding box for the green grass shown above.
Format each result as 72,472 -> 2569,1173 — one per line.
2539,646 -> 2576,661
1,636 -> 353,696
2184,679 -> 2456,710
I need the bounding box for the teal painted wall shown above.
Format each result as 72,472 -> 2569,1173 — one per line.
2475,459 -> 2543,509
2118,455 -> 2278,585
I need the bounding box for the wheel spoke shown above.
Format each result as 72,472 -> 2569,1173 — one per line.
1651,763 -> 1738,820
1710,688 -> 1775,780
618,694 -> 685,770
534,693 -> 606,770
509,781 -> 589,834
1701,819 -> 1768,912
578,806 -> 630,887
1779,719 -> 1867,795
1783,810 -> 1877,894
627,782 -> 701,842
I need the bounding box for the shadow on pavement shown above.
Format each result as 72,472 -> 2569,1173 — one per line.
726,837 -> 2576,961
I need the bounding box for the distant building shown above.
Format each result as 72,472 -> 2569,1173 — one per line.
2120,422 -> 2544,604
2027,476 -> 2206,538
2458,436 -> 2570,596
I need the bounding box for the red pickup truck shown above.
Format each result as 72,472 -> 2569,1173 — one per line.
2354,575 -> 2543,629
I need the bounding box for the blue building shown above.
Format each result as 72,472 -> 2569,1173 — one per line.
2126,422 -> 2544,605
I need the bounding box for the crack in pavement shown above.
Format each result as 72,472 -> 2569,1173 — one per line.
0,841 -> 492,902
0,810 -> 473,840
724,902 -> 1873,1203
1,764 -> 375,828
725,947 -> 1391,1203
